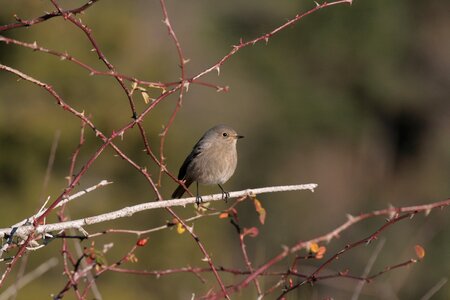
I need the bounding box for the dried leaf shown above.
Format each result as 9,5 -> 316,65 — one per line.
177,223 -> 186,234
219,212 -> 229,219
195,201 -> 210,213
253,198 -> 266,224
310,242 -> 319,253
141,91 -> 151,104
94,251 -> 107,266
414,244 -> 425,259
127,253 -> 138,263
315,246 -> 326,259
136,238 -> 149,247
242,227 -> 259,238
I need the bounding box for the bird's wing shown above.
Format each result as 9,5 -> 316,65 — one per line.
177,141 -> 205,180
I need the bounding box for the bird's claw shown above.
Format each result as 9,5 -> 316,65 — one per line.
222,191 -> 230,203
195,195 -> 203,205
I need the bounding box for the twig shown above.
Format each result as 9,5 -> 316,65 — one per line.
290,198 -> 450,252
190,0 -> 353,83
9,180 -> 112,230
89,211 -> 221,238
351,238 -> 386,300
40,130 -> 61,201
420,277 -> 448,300
239,232 -> 262,296
278,213 -> 414,299
0,0 -> 99,32
0,258 -> 58,300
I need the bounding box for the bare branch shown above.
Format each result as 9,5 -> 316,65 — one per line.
0,258 -> 58,300
420,277 -> 448,300
0,184 -> 317,239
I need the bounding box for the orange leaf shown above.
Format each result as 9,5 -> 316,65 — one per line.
317,246 -> 326,255
258,207 -> 266,225
310,242 -> 319,253
242,227 -> 259,238
253,198 -> 266,224
315,246 -> 326,259
414,245 -> 425,259
136,238 -> 149,247
219,212 -> 229,219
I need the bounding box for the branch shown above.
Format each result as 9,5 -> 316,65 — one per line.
0,184 -> 317,238
190,0 -> 353,82
0,258 -> 58,300
204,198 -> 450,299
277,213 -> 416,298
0,0 -> 99,32
421,277 -> 448,300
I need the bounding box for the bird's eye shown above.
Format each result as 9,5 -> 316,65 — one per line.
222,132 -> 228,137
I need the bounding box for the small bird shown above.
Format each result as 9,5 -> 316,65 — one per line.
171,124 -> 244,203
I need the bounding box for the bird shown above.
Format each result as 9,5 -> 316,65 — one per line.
171,124 -> 244,204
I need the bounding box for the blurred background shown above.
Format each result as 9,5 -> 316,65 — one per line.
0,0 -> 449,299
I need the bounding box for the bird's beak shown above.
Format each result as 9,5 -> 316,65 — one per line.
236,135 -> 244,139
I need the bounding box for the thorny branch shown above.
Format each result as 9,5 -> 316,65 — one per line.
2,0 -> 447,299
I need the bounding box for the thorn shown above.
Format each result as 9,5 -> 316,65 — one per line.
183,81 -> 190,92
314,1 -> 320,7
78,227 -> 89,236
99,180 -> 111,186
309,185 -> 317,192
339,269 -> 349,275
215,66 -> 220,76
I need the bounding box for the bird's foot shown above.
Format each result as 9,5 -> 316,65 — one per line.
222,191 -> 230,203
195,195 -> 203,205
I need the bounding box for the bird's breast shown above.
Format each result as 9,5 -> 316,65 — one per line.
188,146 -> 237,185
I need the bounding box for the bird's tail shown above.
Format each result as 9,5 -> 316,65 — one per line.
171,180 -> 192,199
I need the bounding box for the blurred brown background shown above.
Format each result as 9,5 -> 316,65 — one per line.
0,0 -> 449,299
